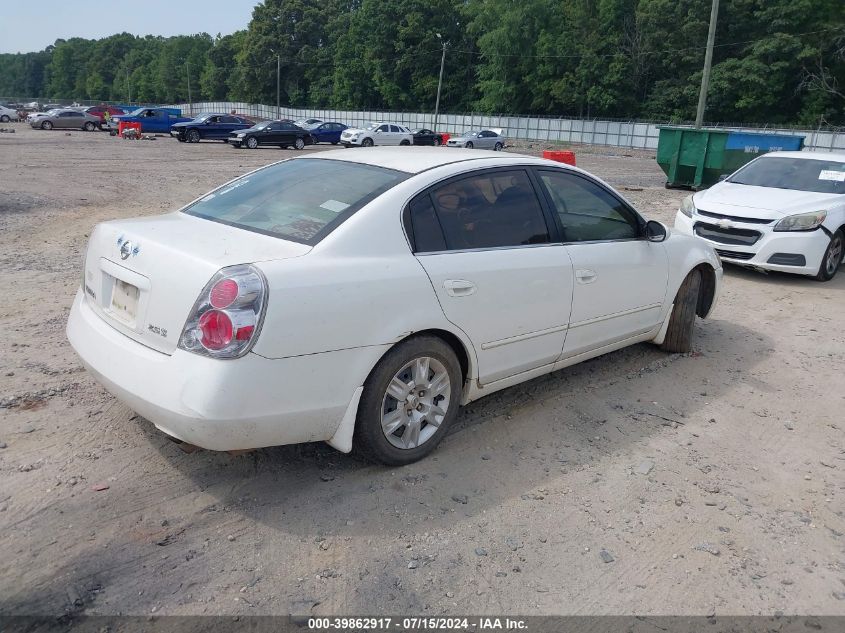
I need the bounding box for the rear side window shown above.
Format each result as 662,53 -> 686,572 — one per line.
184,158 -> 407,245
408,195 -> 447,252
538,170 -> 640,242
411,170 -> 550,252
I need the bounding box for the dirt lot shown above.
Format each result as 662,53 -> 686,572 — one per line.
1,123 -> 844,618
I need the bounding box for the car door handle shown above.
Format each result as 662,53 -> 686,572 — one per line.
443,279 -> 476,297
575,269 -> 598,284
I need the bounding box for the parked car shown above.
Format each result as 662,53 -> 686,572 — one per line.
309,122 -> 348,144
447,129 -> 506,150
294,118 -> 323,130
0,105 -> 20,122
66,147 -> 721,465
412,128 -> 445,146
228,120 -> 314,149
341,122 -> 413,147
27,109 -> 60,124
83,105 -> 125,129
171,113 -> 253,143
674,151 -> 845,281
31,109 -> 102,131
108,107 -> 193,135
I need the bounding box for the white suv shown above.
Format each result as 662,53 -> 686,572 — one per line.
341,122 -> 413,147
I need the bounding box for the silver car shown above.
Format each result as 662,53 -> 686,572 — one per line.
30,109 -> 101,131
447,128 -> 506,150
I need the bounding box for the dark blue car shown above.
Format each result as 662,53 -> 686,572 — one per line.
309,122 -> 348,144
170,113 -> 253,143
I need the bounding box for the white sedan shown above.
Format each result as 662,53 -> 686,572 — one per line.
67,148 -> 721,465
340,122 -> 413,147
0,105 -> 19,122
674,151 -> 845,281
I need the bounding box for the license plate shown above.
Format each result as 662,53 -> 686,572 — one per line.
110,279 -> 139,325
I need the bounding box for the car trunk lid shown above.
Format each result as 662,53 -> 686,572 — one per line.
82,212 -> 310,354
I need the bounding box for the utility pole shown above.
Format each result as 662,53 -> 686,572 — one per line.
434,33 -> 447,131
695,0 -> 720,128
185,61 -> 192,116
126,68 -> 131,104
277,55 -> 281,120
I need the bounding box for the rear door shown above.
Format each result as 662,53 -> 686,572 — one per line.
408,168 -> 574,384
535,168 -> 669,358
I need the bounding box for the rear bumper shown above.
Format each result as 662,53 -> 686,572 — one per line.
674,212 -> 829,276
67,290 -> 382,451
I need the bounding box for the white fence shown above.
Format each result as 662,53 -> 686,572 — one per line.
170,101 -> 845,152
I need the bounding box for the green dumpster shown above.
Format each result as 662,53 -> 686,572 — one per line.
656,126 -> 805,189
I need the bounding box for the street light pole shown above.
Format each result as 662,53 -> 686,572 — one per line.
186,61 -> 192,116
695,0 -> 720,128
277,54 -> 281,120
434,34 -> 447,131
126,68 -> 131,104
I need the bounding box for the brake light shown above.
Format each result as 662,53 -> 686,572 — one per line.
178,264 -> 267,359
210,279 -> 238,308
198,310 -> 233,349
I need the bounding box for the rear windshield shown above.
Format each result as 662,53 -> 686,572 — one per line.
183,158 -> 408,244
729,156 -> 845,194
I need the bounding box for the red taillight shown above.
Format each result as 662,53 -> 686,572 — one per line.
178,264 -> 267,359
198,310 -> 233,350
235,325 -> 254,341
210,279 -> 238,308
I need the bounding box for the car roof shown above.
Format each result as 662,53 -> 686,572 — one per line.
305,146 -> 553,174
763,150 -> 845,161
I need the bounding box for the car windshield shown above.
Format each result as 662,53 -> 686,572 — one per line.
729,156 -> 845,194
465,131 -> 480,137
183,158 -> 408,244
365,123 -> 380,131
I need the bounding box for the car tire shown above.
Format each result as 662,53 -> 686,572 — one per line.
660,269 -> 702,354
294,137 -> 305,150
494,142 -> 503,151
331,141 -> 338,145
434,136 -> 441,146
245,136 -> 258,149
187,129 -> 201,143
354,335 -> 462,466
41,121 -> 53,130
83,122 -> 96,131
399,139 -> 410,146
465,141 -> 473,149
362,137 -> 374,147
815,229 -> 843,281
0,115 -> 9,123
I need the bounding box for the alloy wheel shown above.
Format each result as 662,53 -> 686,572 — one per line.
826,233 -> 843,276
380,357 -> 451,450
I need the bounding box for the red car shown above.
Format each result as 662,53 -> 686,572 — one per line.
84,106 -> 126,129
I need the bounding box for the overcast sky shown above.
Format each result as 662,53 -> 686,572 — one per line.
0,0 -> 259,54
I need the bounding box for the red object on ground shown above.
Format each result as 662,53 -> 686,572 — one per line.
439,133 -> 450,145
91,483 -> 110,491
543,150 -> 576,166
118,121 -> 142,138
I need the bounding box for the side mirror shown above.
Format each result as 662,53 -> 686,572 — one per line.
645,220 -> 667,243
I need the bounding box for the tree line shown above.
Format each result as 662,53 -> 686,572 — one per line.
1,0 -> 843,126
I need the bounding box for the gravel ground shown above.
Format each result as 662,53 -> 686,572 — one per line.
1,123 -> 844,618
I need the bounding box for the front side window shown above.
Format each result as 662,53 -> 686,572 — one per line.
184,158 -> 407,245
413,170 -> 550,252
539,170 -> 640,242
377,125 -> 389,132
